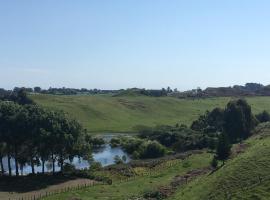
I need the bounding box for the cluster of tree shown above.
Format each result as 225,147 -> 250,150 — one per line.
114,87 -> 175,97
137,99 -> 264,165
39,87 -> 118,95
191,99 -> 268,165
110,137 -> 166,159
171,83 -> 270,99
137,125 -> 217,152
0,88 -> 34,105
0,87 -> 119,96
191,99 -> 258,143
0,101 -> 92,176
3,82 -> 270,99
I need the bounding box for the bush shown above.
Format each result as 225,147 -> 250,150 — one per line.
113,136 -> 167,159
256,110 -> 270,123
62,163 -> 76,174
143,190 -> 165,199
89,161 -> 102,171
110,137 -> 121,147
140,141 -> 166,159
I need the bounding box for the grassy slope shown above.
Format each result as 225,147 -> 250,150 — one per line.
169,123 -> 270,200
31,94 -> 270,133
44,153 -> 212,200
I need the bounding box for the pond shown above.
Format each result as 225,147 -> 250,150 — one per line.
2,134 -> 131,175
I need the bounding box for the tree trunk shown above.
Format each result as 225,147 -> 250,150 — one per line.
52,154 -> 55,174
20,164 -> 23,176
0,157 -> 4,175
14,157 -> 19,176
42,159 -> 45,174
60,154 -> 64,172
30,158 -> 35,174
14,146 -> 19,176
7,154 -> 12,176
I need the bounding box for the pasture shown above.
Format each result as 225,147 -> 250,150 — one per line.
31,94 -> 270,133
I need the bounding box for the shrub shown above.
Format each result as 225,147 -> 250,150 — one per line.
256,110 -> 270,123
110,137 -> 121,147
62,163 -> 76,174
140,141 -> 166,159
89,161 -> 102,171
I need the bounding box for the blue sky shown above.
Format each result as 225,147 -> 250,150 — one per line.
0,0 -> 270,90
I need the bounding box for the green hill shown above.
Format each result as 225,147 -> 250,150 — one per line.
31,94 -> 270,133
169,122 -> 270,200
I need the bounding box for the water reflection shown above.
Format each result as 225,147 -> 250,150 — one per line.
2,134 -> 130,175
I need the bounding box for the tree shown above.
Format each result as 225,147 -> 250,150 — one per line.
216,133 -> 231,165
0,101 -> 24,176
224,99 -> 257,142
191,108 -> 224,134
0,101 -> 91,176
0,143 -> 6,175
34,87 -> 42,93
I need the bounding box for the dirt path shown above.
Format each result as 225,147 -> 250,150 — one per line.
0,178 -> 95,200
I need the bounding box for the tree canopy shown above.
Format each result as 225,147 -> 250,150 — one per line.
0,101 -> 92,176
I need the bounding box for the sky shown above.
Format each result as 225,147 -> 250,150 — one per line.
0,0 -> 270,90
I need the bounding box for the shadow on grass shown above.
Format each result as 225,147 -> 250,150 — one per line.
0,173 -> 77,193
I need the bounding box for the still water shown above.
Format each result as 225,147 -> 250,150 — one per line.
2,134 -> 130,175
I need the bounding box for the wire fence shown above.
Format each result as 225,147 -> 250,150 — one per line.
7,180 -> 105,200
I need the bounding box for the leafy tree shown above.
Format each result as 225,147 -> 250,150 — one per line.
216,133 -> 231,165
0,101 -> 92,176
34,87 -> 42,93
191,113 -> 208,132
224,99 -> 257,142
11,89 -> 34,105
191,108 -> 224,133
0,102 -> 24,176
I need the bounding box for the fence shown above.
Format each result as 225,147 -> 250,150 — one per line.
8,180 -> 105,200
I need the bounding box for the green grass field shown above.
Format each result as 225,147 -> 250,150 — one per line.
43,153 -> 212,200
31,94 -> 270,133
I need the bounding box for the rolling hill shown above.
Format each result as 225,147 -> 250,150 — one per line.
31,94 -> 270,133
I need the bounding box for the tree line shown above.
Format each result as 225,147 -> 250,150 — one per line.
0,101 -> 92,176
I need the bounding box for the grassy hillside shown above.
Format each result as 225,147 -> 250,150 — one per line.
169,122 -> 270,200
31,94 -> 270,133
43,152 -> 213,200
